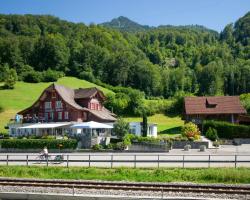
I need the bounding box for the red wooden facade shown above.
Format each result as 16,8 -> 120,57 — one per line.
18,84 -> 116,123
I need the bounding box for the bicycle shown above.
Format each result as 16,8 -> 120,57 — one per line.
52,154 -> 64,164
34,154 -> 52,164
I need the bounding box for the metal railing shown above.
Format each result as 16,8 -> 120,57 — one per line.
0,154 -> 250,168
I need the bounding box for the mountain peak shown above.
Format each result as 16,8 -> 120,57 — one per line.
100,16 -> 150,32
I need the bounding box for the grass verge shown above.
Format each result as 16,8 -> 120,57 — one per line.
0,166 -> 249,184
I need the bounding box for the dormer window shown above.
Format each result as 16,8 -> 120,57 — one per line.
206,99 -> 217,108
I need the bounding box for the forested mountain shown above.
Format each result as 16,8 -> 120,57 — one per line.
101,16 -> 216,34
0,12 -> 249,98
101,16 -> 151,32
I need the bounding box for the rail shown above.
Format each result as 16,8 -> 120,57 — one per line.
0,154 -> 250,168
0,178 -> 249,195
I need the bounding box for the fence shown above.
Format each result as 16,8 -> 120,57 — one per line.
0,154 -> 250,168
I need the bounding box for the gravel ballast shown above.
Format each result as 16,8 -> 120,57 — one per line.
0,185 -> 249,200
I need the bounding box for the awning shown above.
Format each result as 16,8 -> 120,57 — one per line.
71,121 -> 113,129
19,123 -> 72,129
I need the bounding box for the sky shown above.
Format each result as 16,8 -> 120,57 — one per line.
0,0 -> 249,32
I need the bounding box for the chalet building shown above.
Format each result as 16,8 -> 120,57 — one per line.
184,96 -> 247,125
18,83 -> 116,123
8,84 -> 116,148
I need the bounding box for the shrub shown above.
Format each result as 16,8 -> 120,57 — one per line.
105,143 -> 114,149
114,142 -> 126,150
182,122 -> 200,140
22,71 -> 42,83
0,132 -> 9,139
42,135 -> 55,140
42,69 -> 64,82
113,118 -> 130,139
206,127 -> 218,141
0,139 -> 77,149
123,134 -> 133,146
203,120 -> 250,139
240,93 -> 250,114
4,68 -> 18,89
91,144 -> 103,151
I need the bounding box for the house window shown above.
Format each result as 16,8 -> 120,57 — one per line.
45,102 -> 51,109
90,103 -> 94,110
50,112 -> 54,120
56,101 -> 62,108
64,111 -> 69,120
58,112 -> 62,120
45,113 -> 49,121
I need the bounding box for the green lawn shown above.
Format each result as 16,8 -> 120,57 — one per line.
0,166 -> 249,184
123,114 -> 184,134
0,77 -> 113,133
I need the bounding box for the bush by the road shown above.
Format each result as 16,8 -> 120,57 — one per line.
205,127 -> 218,141
0,139 -> 77,149
203,120 -> 250,139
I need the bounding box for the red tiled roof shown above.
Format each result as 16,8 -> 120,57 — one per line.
184,96 -> 247,115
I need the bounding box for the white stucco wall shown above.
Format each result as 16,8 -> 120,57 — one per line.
129,122 -> 157,138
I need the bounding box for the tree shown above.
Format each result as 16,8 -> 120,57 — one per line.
32,34 -> 70,71
113,118 -> 130,139
4,68 -> 18,89
142,113 -> 148,137
198,60 -> 224,95
220,23 -> 234,46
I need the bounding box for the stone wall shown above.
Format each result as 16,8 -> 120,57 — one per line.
172,141 -> 209,149
128,142 -> 169,152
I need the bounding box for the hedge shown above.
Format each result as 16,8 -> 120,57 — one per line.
0,139 -> 77,149
203,120 -> 250,139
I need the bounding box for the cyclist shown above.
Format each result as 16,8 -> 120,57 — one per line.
40,146 -> 49,159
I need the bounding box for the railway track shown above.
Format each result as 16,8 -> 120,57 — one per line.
0,178 -> 249,195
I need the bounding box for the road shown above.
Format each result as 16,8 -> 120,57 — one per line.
0,144 -> 250,168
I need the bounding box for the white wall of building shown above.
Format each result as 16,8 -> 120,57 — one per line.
129,122 -> 157,138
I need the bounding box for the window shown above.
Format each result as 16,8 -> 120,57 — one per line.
64,111 -> 69,120
58,112 -> 62,120
50,112 -> 54,120
56,101 -> 62,108
90,103 -> 94,110
45,113 -> 49,121
45,102 -> 51,109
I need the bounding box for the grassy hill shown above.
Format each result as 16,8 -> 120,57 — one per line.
0,77 -> 113,133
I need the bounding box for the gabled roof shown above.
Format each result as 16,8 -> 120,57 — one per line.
184,96 -> 247,115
